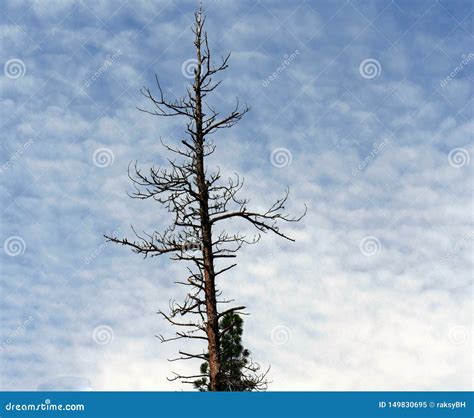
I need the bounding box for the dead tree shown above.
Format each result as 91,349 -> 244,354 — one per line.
105,6 -> 305,391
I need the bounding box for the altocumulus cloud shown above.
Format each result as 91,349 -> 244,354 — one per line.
0,0 -> 472,390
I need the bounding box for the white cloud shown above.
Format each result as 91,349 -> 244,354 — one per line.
0,0 -> 472,392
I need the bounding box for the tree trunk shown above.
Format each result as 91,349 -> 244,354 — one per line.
194,20 -> 221,391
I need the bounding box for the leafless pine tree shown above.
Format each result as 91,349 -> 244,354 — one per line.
106,6 -> 305,391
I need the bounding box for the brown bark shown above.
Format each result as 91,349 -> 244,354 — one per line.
193,17 -> 221,391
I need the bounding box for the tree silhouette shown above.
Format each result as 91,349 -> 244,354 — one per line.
105,5 -> 305,391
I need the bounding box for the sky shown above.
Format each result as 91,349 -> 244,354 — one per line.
0,0 -> 472,391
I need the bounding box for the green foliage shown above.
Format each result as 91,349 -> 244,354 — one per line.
193,313 -> 267,391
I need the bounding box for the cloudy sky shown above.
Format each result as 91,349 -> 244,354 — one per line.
1,0 -> 472,391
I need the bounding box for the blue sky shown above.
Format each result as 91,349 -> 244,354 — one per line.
0,0 -> 472,390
